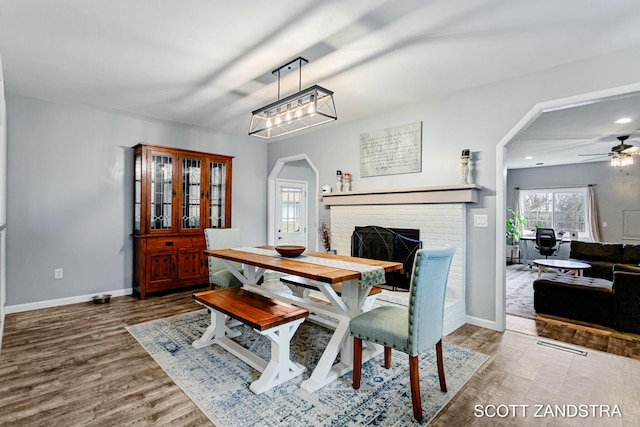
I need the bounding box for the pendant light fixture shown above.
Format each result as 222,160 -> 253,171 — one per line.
249,57 -> 337,139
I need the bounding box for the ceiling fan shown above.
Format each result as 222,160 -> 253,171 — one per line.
579,135 -> 640,162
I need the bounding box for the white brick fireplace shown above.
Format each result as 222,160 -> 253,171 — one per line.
322,185 -> 480,334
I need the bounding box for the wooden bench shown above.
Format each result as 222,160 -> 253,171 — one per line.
192,288 -> 309,394
280,275 -> 382,312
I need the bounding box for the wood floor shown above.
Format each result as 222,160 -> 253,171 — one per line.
2,288 -> 640,426
506,263 -> 640,361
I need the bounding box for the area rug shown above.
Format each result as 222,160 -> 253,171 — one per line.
127,309 -> 488,426
506,264 -> 537,319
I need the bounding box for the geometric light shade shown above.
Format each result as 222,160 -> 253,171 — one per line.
249,85 -> 337,139
249,57 -> 337,139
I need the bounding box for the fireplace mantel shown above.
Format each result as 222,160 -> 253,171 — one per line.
321,184 -> 481,206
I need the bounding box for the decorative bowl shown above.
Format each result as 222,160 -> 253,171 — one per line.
275,245 -> 306,258
92,294 -> 112,304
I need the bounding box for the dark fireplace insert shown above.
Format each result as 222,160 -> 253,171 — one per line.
351,225 -> 421,291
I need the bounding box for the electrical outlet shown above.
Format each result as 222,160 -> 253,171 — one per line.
54,268 -> 63,279
473,214 -> 488,227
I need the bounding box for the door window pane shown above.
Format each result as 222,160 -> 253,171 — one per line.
280,187 -> 302,233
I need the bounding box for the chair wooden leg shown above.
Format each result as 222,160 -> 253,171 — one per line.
436,339 -> 447,392
384,346 -> 391,369
353,337 -> 362,389
409,355 -> 423,421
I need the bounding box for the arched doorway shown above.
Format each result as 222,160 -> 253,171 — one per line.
494,82 -> 640,331
268,154 -> 320,250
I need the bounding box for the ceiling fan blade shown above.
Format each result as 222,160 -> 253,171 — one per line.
579,155 -> 610,162
578,153 -> 610,156
622,146 -> 640,155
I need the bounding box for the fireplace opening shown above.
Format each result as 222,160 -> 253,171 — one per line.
351,226 -> 421,291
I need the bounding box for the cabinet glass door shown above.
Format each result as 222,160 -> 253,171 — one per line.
134,153 -> 142,231
209,162 -> 226,228
150,154 -> 173,230
181,157 -> 202,230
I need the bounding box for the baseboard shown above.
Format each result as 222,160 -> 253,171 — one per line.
466,314 -> 500,331
5,288 -> 133,314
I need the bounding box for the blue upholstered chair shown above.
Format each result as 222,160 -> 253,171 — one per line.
349,246 -> 456,421
204,228 -> 243,288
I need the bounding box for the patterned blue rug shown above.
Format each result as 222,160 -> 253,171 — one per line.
127,309 -> 488,426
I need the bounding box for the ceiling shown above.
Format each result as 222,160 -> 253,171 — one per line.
2,0 -> 640,167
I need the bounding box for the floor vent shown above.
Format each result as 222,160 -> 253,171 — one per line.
537,340 -> 588,356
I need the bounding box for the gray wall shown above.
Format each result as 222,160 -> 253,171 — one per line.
267,44 -> 640,324
507,161 -> 640,244
6,94 -> 268,306
6,44 -> 640,326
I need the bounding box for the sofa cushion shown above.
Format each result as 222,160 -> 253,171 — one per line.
533,273 -> 613,327
570,241 -> 624,263
622,244 -> 640,264
614,264 -> 640,274
534,273 -> 613,294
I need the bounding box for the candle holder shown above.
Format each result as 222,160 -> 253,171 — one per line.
344,172 -> 351,191
460,149 -> 471,185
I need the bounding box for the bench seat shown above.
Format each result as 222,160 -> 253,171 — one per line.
192,288 -> 309,394
280,275 -> 382,296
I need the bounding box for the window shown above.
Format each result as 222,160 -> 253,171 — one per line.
519,187 -> 591,240
280,187 -> 302,233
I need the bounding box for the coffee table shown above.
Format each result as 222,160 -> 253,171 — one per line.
533,259 -> 591,277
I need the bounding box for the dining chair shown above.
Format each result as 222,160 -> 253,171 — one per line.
349,246 -> 456,421
204,228 -> 243,288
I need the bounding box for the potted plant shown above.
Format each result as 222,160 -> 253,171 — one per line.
506,209 -> 525,244
506,209 -> 525,264
318,222 -> 333,253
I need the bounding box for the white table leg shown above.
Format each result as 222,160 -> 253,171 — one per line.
299,279 -> 382,393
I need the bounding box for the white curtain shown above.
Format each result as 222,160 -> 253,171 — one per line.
513,188 -> 521,231
586,185 -> 601,242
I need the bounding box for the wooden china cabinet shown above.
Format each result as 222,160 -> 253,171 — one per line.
132,143 -> 233,299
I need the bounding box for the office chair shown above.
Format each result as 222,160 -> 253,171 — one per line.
349,246 -> 456,421
535,227 -> 559,258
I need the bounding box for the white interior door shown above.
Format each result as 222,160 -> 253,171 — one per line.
275,179 -> 307,247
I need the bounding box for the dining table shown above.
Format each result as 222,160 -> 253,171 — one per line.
202,245 -> 403,393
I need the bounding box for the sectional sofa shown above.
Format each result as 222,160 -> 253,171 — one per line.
533,241 -> 640,333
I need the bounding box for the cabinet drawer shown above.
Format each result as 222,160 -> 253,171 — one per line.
146,237 -> 192,250
192,235 -> 206,248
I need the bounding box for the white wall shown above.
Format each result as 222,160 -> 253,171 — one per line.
5,94 -> 268,306
267,44 -> 640,327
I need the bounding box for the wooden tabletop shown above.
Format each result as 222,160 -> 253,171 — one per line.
203,246 -> 403,284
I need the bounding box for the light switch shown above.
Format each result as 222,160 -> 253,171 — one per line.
603,222 -> 608,228
474,214 -> 488,227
